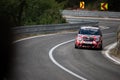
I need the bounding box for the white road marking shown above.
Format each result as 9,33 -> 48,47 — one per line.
49,39 -> 87,80
102,42 -> 120,65
13,34 -> 56,43
13,32 -> 76,43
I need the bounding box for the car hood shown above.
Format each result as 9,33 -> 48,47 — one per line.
78,34 -> 100,38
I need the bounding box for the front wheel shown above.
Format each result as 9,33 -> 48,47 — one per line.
75,45 -> 78,49
99,44 -> 103,50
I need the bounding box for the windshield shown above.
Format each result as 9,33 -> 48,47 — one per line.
79,28 -> 101,35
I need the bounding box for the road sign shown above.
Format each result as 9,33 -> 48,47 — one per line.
80,1 -> 85,9
101,3 -> 108,10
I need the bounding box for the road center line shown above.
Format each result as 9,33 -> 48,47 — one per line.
49,39 -> 87,80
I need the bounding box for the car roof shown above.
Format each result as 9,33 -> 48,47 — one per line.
80,26 -> 99,30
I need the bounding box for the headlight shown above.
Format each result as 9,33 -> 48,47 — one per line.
95,37 -> 100,42
77,37 -> 82,41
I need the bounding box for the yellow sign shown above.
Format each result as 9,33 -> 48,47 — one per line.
101,3 -> 108,10
80,1 -> 85,9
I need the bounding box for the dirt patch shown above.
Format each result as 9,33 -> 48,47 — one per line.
110,31 -> 120,59
110,48 -> 120,59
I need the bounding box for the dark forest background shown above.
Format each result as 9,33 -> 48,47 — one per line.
0,0 -> 120,27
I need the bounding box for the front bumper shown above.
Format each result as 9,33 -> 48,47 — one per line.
75,40 -> 102,48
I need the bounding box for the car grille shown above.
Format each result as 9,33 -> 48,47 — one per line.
83,37 -> 94,41
82,44 -> 93,46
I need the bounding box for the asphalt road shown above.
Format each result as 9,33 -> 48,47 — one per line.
8,22 -> 120,80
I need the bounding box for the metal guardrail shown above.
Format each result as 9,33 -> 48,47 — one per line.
62,10 -> 120,24
62,10 -> 120,18
13,10 -> 120,37
13,21 -> 98,36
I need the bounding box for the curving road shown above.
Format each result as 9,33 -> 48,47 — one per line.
8,21 -> 120,80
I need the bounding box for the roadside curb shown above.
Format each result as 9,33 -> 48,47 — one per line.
102,42 -> 120,65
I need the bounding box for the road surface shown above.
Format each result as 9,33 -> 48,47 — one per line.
8,21 -> 120,80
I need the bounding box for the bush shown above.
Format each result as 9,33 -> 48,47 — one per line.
0,0 -> 66,27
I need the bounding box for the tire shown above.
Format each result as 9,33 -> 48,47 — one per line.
99,44 -> 103,50
75,45 -> 78,49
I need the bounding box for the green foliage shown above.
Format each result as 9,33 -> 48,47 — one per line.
0,0 -> 66,27
1,0 -> 120,27
38,9 -> 66,24
23,0 -> 66,25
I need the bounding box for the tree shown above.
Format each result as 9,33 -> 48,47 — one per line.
0,0 -> 66,79
0,0 -> 66,27
23,0 -> 66,25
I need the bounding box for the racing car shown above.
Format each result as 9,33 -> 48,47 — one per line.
75,26 -> 102,50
